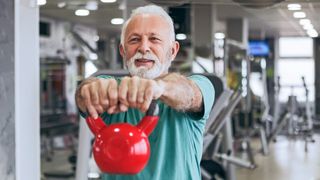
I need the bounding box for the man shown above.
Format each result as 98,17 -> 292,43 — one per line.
76,5 -> 215,180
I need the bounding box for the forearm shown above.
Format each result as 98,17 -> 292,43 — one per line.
156,73 -> 203,112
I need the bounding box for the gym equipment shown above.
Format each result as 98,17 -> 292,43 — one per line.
268,76 -> 315,152
40,57 -> 79,179
202,90 -> 256,180
199,73 -> 256,180
86,101 -> 159,174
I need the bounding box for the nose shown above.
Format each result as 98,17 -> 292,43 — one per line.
138,37 -> 150,54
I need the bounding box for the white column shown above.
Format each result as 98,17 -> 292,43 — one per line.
14,0 -> 40,180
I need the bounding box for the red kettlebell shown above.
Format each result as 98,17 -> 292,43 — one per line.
85,100 -> 159,174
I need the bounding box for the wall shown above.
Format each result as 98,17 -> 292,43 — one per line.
0,0 -> 15,179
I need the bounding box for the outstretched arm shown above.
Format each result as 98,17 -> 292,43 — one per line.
75,73 -> 204,119
156,73 -> 203,112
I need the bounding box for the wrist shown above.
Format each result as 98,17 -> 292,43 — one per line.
155,79 -> 166,99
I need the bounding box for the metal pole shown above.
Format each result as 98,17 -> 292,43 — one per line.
76,117 -> 93,180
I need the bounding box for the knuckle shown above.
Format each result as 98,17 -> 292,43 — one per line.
132,75 -> 139,81
108,78 -> 117,87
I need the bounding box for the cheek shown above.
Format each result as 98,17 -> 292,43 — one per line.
123,46 -> 136,59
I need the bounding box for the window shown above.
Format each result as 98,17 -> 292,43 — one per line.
278,37 -> 314,102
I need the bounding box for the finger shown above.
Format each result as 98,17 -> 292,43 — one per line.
98,79 -> 109,110
107,79 -> 118,107
119,103 -> 128,112
89,85 -> 104,114
107,105 -> 119,114
141,85 -> 154,112
137,79 -> 147,109
82,86 -> 98,119
128,76 -> 139,107
118,77 -> 129,106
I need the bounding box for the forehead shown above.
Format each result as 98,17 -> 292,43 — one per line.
125,14 -> 171,37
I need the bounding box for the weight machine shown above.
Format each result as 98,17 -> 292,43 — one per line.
268,76 -> 315,152
200,74 -> 256,180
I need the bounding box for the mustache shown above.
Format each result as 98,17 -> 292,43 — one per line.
130,52 -> 159,62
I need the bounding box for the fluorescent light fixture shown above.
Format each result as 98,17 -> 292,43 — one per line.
38,0 -> 47,6
176,33 -> 187,40
89,53 -> 98,60
299,19 -> 311,25
293,12 -> 306,18
303,23 -> 313,30
214,32 -> 225,39
307,29 -> 318,37
57,2 -> 66,8
111,18 -> 124,25
75,9 -> 90,16
86,1 -> 98,11
101,0 -> 117,3
287,4 -> 301,11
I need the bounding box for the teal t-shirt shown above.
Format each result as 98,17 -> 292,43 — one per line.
92,75 -> 215,180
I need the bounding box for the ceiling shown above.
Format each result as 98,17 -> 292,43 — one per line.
40,0 -> 320,38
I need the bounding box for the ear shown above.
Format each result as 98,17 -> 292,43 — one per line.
170,41 -> 180,61
119,44 -> 125,58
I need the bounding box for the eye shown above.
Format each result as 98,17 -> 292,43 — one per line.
128,37 -> 140,43
150,37 -> 161,42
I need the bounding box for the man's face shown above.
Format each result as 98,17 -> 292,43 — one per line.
120,14 -> 179,79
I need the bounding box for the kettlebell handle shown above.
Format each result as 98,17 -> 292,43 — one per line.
136,100 -> 159,136
146,100 -> 159,116
86,100 -> 159,135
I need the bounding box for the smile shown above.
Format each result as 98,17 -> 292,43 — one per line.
134,59 -> 155,68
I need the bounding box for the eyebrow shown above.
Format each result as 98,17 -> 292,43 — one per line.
127,32 -> 161,38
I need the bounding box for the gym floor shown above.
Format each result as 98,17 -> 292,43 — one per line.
236,134 -> 320,180
41,134 -> 320,180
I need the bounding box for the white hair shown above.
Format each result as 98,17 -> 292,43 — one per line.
120,5 -> 175,46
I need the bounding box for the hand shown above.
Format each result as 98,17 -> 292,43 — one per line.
76,77 -> 119,119
118,76 -> 165,113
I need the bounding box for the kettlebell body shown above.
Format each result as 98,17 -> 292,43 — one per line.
85,101 -> 159,174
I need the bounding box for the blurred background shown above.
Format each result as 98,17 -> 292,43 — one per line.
1,0 -> 320,180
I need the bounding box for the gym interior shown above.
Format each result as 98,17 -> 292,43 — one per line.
1,0 -> 320,180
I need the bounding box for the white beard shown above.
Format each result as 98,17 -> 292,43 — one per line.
125,52 -> 172,79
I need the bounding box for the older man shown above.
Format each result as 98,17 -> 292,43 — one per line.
76,5 -> 214,180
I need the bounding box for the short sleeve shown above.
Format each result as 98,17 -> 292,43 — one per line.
187,75 -> 215,120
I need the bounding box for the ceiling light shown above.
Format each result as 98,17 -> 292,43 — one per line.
57,2 -> 66,8
287,4 -> 301,11
293,12 -> 306,18
303,24 -> 313,30
75,9 -> 90,16
307,29 -> 318,38
86,1 -> 98,11
299,19 -> 311,25
100,0 -> 117,3
111,18 -> 124,25
38,0 -> 46,6
176,33 -> 187,40
215,32 -> 225,39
